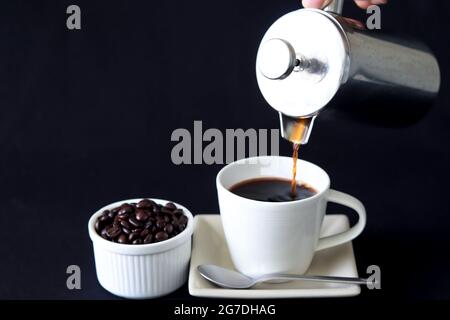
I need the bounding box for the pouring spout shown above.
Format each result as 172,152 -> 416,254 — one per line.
279,113 -> 316,144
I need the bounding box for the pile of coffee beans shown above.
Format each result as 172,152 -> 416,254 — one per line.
95,199 -> 189,245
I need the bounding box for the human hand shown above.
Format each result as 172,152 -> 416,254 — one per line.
302,0 -> 387,10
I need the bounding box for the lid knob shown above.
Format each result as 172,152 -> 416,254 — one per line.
257,38 -> 296,80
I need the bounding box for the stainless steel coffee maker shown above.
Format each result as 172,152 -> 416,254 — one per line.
256,0 -> 441,144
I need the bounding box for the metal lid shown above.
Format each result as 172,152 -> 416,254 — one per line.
256,9 -> 349,117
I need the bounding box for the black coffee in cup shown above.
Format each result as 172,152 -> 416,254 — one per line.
229,177 -> 317,202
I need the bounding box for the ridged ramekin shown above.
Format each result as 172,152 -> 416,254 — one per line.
88,198 -> 194,299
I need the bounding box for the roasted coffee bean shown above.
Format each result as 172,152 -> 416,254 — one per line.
164,202 -> 176,211
144,220 -> 153,229
164,224 -> 174,234
153,205 -> 161,214
100,228 -> 109,239
178,224 -> 186,232
118,203 -> 134,216
135,209 -> 149,221
120,220 -> 131,230
161,207 -> 173,215
122,227 -> 131,235
108,210 -> 116,219
136,199 -> 153,209
140,229 -> 149,238
155,231 -> 169,242
143,234 -> 153,244
178,215 -> 188,225
132,239 -> 142,245
117,211 -> 129,219
117,234 -> 128,244
99,214 -> 110,223
106,225 -> 121,238
172,209 -> 183,217
156,219 -> 166,229
128,232 -> 140,242
129,216 -> 143,228
95,220 -> 102,232
156,212 -> 165,219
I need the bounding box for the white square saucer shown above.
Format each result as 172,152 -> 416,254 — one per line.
188,214 -> 361,299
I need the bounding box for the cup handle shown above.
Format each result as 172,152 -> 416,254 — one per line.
315,189 -> 366,251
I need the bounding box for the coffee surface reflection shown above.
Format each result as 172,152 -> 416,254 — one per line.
229,177 -> 317,202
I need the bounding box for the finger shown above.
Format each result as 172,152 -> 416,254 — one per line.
302,0 -> 332,9
354,0 -> 387,9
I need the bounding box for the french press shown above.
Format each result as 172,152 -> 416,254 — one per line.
256,0 -> 441,144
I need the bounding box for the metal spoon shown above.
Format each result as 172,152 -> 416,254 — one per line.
198,264 -> 368,289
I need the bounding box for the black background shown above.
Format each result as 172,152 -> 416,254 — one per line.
0,0 -> 449,301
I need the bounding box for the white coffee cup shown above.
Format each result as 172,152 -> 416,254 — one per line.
216,156 -> 366,278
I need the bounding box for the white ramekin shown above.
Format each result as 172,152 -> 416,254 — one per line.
88,198 -> 194,299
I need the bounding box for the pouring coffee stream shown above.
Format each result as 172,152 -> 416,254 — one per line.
289,117 -> 313,197
291,142 -> 300,196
